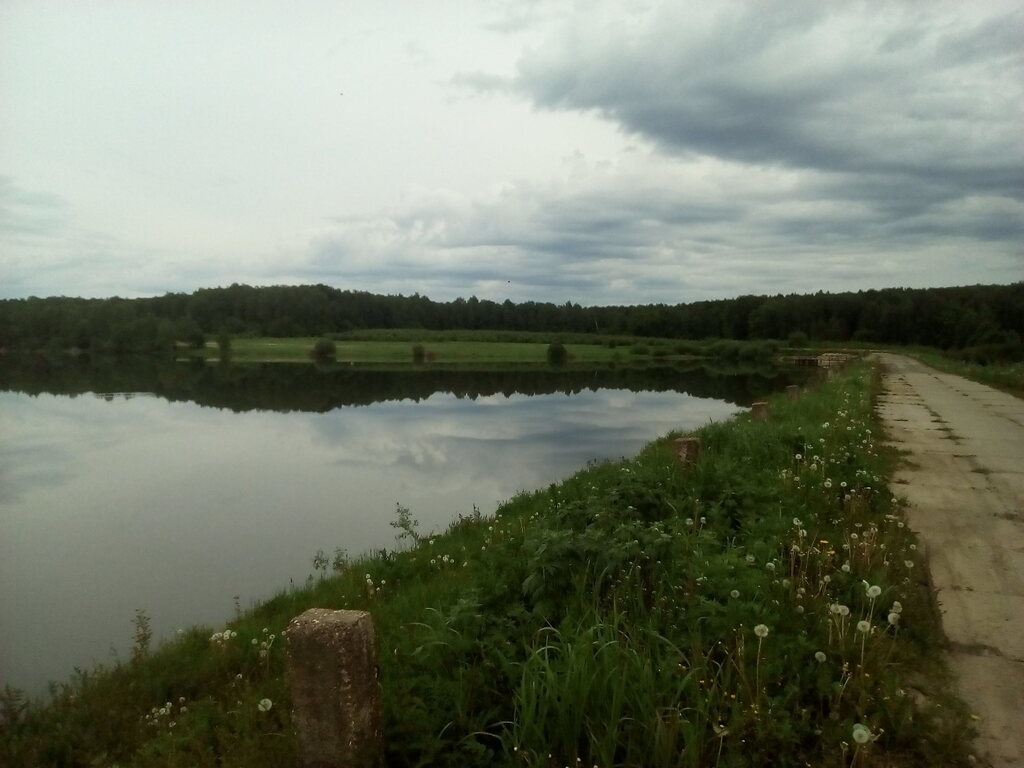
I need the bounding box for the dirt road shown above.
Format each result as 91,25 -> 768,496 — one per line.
875,354 -> 1024,767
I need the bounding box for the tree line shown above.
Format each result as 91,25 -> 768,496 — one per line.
1,281 -> 1021,360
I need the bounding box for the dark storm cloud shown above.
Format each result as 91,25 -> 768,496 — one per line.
423,2 -> 1024,302
0,176 -> 70,239
511,2 -> 1024,201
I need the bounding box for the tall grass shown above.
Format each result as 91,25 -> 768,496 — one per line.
1,363 -> 975,767
909,350 -> 1024,397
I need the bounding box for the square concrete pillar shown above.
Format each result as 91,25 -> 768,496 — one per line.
674,437 -> 701,467
786,385 -> 800,400
751,401 -> 769,420
285,609 -> 382,768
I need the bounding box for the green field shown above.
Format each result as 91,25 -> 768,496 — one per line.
183,332 -> 789,365
1,361 -> 975,767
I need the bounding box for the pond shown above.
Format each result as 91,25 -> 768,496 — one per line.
0,357 -> 806,696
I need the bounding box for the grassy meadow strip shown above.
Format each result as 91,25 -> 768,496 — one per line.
0,362 -> 975,767
906,350 -> 1024,398
185,333 -> 787,365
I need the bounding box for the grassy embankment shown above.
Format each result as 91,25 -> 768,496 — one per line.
1,362 -> 976,767
906,350 -> 1024,398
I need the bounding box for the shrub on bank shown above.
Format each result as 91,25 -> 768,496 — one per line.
546,342 -> 568,365
310,338 -> 336,360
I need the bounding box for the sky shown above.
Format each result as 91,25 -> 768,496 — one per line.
1,0 -> 1021,305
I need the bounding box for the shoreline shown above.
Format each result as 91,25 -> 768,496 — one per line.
2,360 -> 979,767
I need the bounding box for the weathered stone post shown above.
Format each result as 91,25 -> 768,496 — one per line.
751,401 -> 769,421
674,437 -> 701,467
285,609 -> 382,768
786,385 -> 800,401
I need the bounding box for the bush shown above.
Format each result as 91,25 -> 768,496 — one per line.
788,330 -> 810,348
310,338 -> 336,360
630,344 -> 650,356
546,342 -> 568,365
411,344 -> 426,363
216,333 -> 232,359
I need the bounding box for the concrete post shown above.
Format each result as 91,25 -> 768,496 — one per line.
786,385 -> 800,400
285,609 -> 382,768
674,437 -> 701,467
751,401 -> 769,421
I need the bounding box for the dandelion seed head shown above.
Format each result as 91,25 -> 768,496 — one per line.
857,620 -> 871,633
258,698 -> 273,712
866,585 -> 882,599
852,723 -> 872,744
753,624 -> 769,638
815,651 -> 826,662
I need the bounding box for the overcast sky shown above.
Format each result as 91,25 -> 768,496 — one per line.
1,0 -> 1021,305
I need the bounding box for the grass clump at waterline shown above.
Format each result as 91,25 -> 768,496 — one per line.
1,363 -> 976,767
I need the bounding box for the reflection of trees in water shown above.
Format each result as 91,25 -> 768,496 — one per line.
0,356 -> 811,412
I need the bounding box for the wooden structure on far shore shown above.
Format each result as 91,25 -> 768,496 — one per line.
777,352 -> 856,368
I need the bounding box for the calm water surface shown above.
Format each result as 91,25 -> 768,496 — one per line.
0,359 -> 801,696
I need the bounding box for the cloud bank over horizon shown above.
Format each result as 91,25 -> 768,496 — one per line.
1,1 -> 1021,305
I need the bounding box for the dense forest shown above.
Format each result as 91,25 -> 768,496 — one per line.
1,282 -> 1021,361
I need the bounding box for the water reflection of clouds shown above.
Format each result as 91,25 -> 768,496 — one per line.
306,389 -> 739,513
